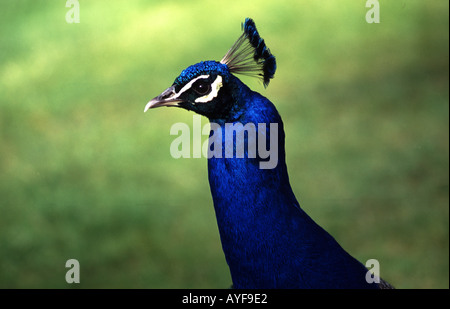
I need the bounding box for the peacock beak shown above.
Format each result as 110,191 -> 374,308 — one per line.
144,86 -> 183,112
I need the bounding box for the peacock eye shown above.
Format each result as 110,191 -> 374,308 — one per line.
192,80 -> 211,95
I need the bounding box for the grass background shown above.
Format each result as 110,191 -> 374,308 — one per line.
0,0 -> 448,288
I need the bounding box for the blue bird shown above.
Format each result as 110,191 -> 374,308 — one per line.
145,18 -> 392,289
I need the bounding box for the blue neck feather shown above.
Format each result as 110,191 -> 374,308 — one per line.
207,77 -> 377,289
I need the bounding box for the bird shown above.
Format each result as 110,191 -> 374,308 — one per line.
144,18 -> 393,289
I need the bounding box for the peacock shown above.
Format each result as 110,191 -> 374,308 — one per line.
144,18 -> 393,289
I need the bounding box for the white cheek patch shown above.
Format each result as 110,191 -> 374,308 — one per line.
195,75 -> 223,103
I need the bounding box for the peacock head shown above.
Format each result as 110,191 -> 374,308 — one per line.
144,18 -> 276,119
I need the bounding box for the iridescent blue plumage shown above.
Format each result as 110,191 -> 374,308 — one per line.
145,18 -> 392,289
174,61 -> 229,89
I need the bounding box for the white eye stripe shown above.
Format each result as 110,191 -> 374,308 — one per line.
173,74 -> 210,99
195,75 -> 223,103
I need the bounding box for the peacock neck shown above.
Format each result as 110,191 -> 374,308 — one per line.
206,91 -> 302,287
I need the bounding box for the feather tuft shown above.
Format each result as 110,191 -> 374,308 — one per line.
221,18 -> 276,87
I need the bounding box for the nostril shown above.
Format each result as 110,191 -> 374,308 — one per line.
159,87 -> 176,100
162,92 -> 173,99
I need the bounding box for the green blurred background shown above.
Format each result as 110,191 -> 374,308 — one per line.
0,0 -> 448,288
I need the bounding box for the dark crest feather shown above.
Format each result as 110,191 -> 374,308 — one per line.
221,18 -> 276,87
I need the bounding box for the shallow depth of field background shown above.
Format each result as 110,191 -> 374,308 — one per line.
0,0 -> 448,288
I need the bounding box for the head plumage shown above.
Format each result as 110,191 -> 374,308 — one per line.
220,18 -> 276,88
